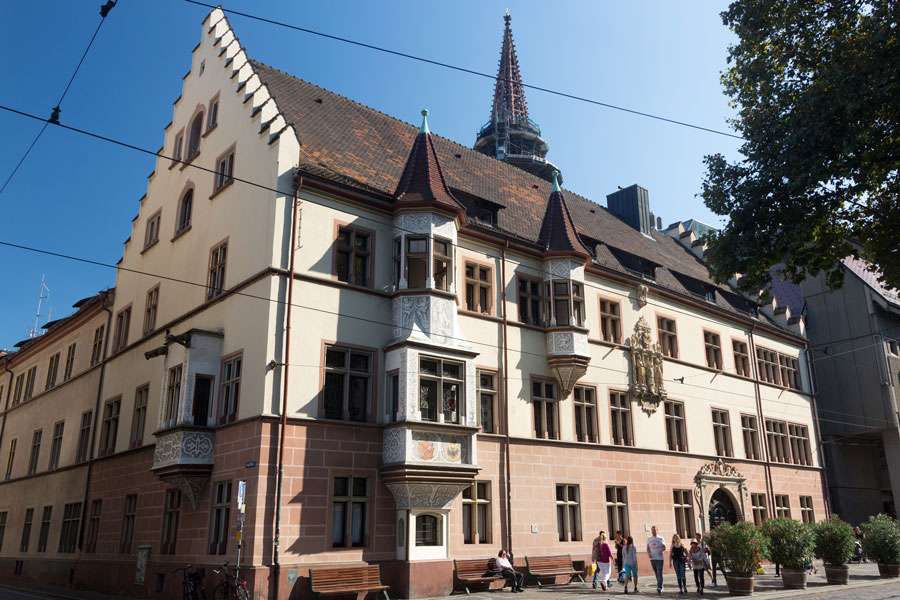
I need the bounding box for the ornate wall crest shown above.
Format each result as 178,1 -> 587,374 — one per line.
636,284 -> 648,307
628,316 -> 667,414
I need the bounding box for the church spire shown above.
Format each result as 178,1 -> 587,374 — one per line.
474,12 -> 561,183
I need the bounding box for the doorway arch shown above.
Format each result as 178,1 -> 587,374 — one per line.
694,458 -> 748,531
709,488 -> 738,528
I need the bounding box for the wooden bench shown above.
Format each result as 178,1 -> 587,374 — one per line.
524,555 -> 584,588
454,558 -> 507,595
310,564 -> 390,600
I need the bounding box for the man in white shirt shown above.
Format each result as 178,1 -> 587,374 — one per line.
646,525 -> 666,594
497,549 -> 525,592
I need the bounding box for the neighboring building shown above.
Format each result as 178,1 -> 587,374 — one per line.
0,9 -> 827,599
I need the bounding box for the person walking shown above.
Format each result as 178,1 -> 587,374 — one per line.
593,531 -> 613,590
614,531 -> 625,584
497,549 -> 524,592
622,536 -> 638,594
647,525 -> 666,594
689,539 -> 709,594
670,534 -> 688,594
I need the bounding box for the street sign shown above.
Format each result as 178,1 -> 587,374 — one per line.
245,461 -> 256,468
237,480 -> 246,513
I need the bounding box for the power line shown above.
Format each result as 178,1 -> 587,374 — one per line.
0,3 -> 116,197
183,0 -> 744,141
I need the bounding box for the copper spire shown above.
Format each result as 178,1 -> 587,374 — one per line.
538,171 -> 589,257
490,12 -> 529,123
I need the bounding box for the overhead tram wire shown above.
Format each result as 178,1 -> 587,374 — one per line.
182,0 -> 744,141
0,1 -> 118,197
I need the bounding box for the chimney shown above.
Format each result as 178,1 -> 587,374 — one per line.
607,184 -> 651,235
656,216 -> 662,230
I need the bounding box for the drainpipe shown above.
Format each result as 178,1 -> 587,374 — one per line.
748,324 -> 776,517
500,241 -> 512,554
274,172 -> 301,598
0,354 -> 14,457
78,291 -> 114,549
802,340 -> 832,517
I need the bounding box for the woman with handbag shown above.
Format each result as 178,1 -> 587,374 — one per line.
670,534 -> 688,594
592,531 -> 613,591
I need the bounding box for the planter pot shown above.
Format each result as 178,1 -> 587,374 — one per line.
824,564 -> 850,585
781,568 -> 807,589
877,564 -> 900,578
726,574 -> 755,596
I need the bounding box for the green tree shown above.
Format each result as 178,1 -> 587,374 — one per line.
701,0 -> 900,293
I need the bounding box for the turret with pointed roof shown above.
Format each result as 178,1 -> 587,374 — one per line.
474,12 -> 560,183
538,171 -> 590,258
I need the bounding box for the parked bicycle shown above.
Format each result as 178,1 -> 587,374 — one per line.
176,565 -> 207,600
213,561 -> 250,600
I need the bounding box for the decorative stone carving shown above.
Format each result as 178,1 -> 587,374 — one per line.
383,428 -> 405,464
152,430 -> 215,470
547,355 -> 590,399
636,284 -> 648,307
627,316 -> 667,414
410,431 -> 469,464
693,458 -> 748,528
695,458 -> 744,481
161,474 -> 209,511
385,482 -> 469,509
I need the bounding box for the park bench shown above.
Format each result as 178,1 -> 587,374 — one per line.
453,558 -> 507,595
310,564 -> 390,600
524,555 -> 584,587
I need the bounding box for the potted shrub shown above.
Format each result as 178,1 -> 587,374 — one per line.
813,515 -> 855,584
760,518 -> 815,589
862,514 -> 900,578
705,521 -> 768,596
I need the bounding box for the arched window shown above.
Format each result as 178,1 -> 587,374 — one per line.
187,112 -> 203,159
415,514 -> 441,546
176,189 -> 193,233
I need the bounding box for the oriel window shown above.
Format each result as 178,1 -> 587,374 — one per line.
433,237 -> 452,291
405,237 -> 428,289
419,357 -> 463,424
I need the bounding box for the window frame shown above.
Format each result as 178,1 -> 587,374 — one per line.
163,364 -> 183,429
58,502 -> 82,553
120,494 -> 137,554
27,428 -> 41,476
555,483 -> 582,542
788,423 -> 813,466
657,315 -> 679,358
45,352 -> 60,390
213,144 -> 235,194
765,419 -> 791,463
733,339 -> 751,377
418,355 -> 464,424
170,129 -> 184,166
774,494 -> 791,519
37,506 -> 52,553
464,260 -> 494,315
206,93 -> 220,132
606,486 -> 630,538
598,297 -> 622,343
330,475 -> 371,548
711,408 -> 733,458
85,499 -> 102,554
415,513 -> 443,547
799,496 -> 815,523
404,236 -> 429,289
477,369 -> 498,434
673,489 -> 695,539
517,274 -> 547,327
130,384 -> 149,449
208,481 -> 232,555
740,414 -> 761,460
20,507 -> 34,552
206,239 -> 228,300
160,489 -> 181,555
76,410 -> 92,463
90,325 -> 104,366
23,366 -> 36,401
218,352 -> 242,425
779,354 -> 801,390
113,304 -> 132,352
573,384 -> 598,443
63,342 -> 76,381
531,377 -> 559,440
143,285 -> 159,336
4,438 -> 16,480
321,344 -> 375,423
99,397 -> 121,457
751,493 -> 768,525
609,389 -> 634,446
333,222 -> 374,287
461,480 -> 492,545
756,346 -> 781,385
703,330 -> 723,370
143,209 -> 161,251
186,108 -> 205,161
48,420 -> 64,470
432,236 -> 453,292
664,400 -> 688,452
175,187 -> 194,236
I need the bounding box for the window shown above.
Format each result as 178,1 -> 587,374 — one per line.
48,421 -> 64,470
160,489 -> 181,554
85,499 -> 102,553
657,317 -> 678,358
131,386 -> 148,448
20,508 -> 33,552
207,96 -> 219,130
99,398 -> 121,457
214,149 -> 234,191
774,494 -> 791,518
433,237 -> 452,291
5,438 -> 16,480
756,347 -> 780,385
12,373 -> 24,406
888,339 -> 899,356
144,210 -> 161,249
63,343 -> 76,381
751,493 -> 768,525
780,355 -> 801,390
477,370 -> 497,434
419,357 -> 462,424
789,424 -> 813,466
332,476 -> 369,548
76,411 -> 93,463
58,502 -> 81,553
416,514 -> 441,546
172,133 -> 183,164
207,242 -> 227,299
599,299 -> 621,343
517,276 -> 546,326
388,373 -> 400,422
187,112 -> 203,159
704,332 -> 723,370
335,226 -> 371,286
405,236 -> 428,289
175,189 -> 193,235
464,262 -> 492,314
531,379 -> 558,440
711,409 -> 732,457
664,401 -> 687,452
90,325 -> 104,366
120,494 -> 137,554
219,355 -> 242,425
45,353 -> 60,390
23,366 -> 36,401
573,385 -> 597,443
392,238 -> 401,288
27,429 -> 41,476
164,365 -> 183,428
209,481 -> 231,555
0,511 -> 6,552
799,496 -> 815,523
673,490 -> 695,538
324,347 -> 372,422
606,486 -> 629,537
741,414 -> 761,460
113,306 -> 131,352
733,340 -> 750,376
573,283 -> 585,327
765,419 -> 790,463
462,481 -> 491,544
609,391 -> 633,446
556,484 -> 581,542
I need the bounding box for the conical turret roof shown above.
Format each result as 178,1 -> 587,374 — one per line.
538,171 -> 590,258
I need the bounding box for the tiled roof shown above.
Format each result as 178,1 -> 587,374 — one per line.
537,186 -> 589,257
251,60 -> 777,324
394,120 -> 466,215
844,256 -> 900,307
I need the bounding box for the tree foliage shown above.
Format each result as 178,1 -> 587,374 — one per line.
701,0 -> 900,293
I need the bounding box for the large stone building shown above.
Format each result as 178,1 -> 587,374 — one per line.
0,8 -> 827,599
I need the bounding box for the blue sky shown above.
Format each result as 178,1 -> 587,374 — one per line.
0,0 -> 741,347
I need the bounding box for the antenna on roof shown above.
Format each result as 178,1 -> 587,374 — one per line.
29,275 -> 51,339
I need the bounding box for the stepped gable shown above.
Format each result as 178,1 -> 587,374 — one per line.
537,172 -> 589,257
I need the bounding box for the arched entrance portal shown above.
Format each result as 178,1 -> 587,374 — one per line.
709,488 -> 738,528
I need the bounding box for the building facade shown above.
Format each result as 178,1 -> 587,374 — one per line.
0,9 -> 827,599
